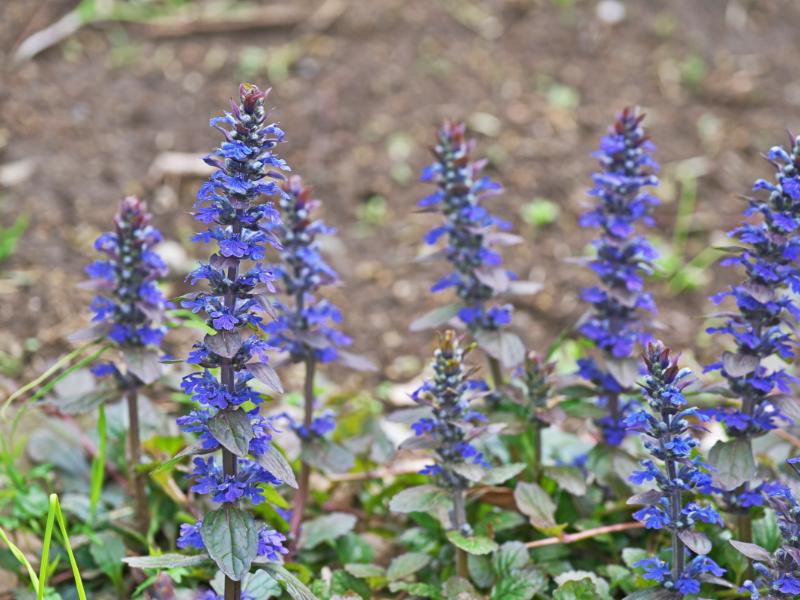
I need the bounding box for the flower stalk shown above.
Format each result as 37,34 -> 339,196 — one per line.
82,195 -> 170,534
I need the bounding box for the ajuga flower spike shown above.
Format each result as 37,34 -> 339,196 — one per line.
83,195 -> 170,531
175,84 -> 293,599
577,107 -> 659,445
705,135 -> 800,542
413,121 -> 534,379
263,175 -> 364,548
626,342 -> 724,596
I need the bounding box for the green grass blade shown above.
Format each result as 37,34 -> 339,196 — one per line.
0,526 -> 40,590
89,403 -> 107,522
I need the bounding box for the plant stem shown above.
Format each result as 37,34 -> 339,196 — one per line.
222,249 -> 242,600
288,354 -> 316,553
528,422 -> 542,482
126,388 -> 148,537
663,409 -> 684,578
451,486 -> 468,578
487,355 -> 503,389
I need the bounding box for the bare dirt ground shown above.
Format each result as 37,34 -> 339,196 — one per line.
2,0 -> 800,392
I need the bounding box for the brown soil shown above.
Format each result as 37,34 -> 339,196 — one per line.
2,0 -> 800,392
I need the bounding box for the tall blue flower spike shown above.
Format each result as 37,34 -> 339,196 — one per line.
263,175 -> 350,362
414,121 -> 530,370
705,136 -> 800,438
577,107 -> 659,445
174,84 -> 292,591
626,342 -> 724,596
84,195 -> 170,383
737,459 -> 800,599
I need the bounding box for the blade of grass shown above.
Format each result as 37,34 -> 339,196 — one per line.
1,340 -> 103,420
89,403 -> 107,522
39,494 -> 87,600
0,527 -> 40,590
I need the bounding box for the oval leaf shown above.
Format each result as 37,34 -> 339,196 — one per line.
708,438 -> 756,491
208,409 -> 255,457
205,331 -> 243,359
124,347 -> 162,384
387,552 -> 432,580
678,529 -> 711,555
247,362 -> 283,394
446,532 -> 498,555
389,484 -> 452,514
202,505 -> 258,581
513,482 -> 557,532
255,444 -> 298,489
123,553 -> 210,569
410,304 -> 460,332
729,539 -> 773,563
722,351 -> 760,378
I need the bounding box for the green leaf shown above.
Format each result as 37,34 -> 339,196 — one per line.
89,532 -> 125,586
260,563 -> 319,600
621,547 -> 648,569
409,304 -> 460,332
389,484 -> 452,514
482,463 -> 526,485
301,438 -> 355,474
123,553 -> 210,569
388,581 -> 439,596
446,532 -> 498,555
387,552 -> 431,580
708,438 -> 756,491
244,570 -> 282,598
491,541 -> 530,575
491,569 -> 547,600
554,572 -> 610,600
552,579 -> 598,600
202,506 -> 258,581
344,563 -> 386,579
208,408 -> 255,458
623,590 -> 680,600
255,444 -> 298,489
513,482 -> 562,534
544,466 -> 587,496
299,512 -> 357,550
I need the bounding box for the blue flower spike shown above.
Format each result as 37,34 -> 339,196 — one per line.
628,341 -> 724,596
577,107 -> 660,445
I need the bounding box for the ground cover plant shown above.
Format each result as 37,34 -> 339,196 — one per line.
4,64 -> 800,600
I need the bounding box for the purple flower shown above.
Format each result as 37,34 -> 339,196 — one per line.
177,84 -> 294,578
83,196 -> 170,360
417,121 -> 517,331
707,136 -> 800,439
